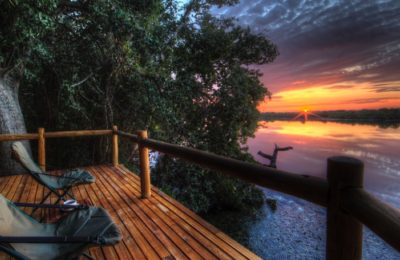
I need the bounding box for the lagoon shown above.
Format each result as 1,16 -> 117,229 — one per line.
246,120 -> 400,259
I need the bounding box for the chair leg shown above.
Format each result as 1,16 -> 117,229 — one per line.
31,191 -> 52,215
38,188 -> 73,222
39,191 -> 53,204
54,187 -> 72,205
34,187 -> 77,221
82,252 -> 94,260
66,191 -> 76,200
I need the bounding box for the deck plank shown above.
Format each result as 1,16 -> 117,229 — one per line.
95,166 -> 210,259
0,165 -> 261,260
92,166 -> 191,260
85,167 -> 148,259
117,165 -> 255,259
107,166 -> 232,259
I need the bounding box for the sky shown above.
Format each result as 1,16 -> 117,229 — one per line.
211,0 -> 400,112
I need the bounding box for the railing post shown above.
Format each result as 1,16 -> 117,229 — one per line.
38,128 -> 46,171
327,156 -> 363,260
137,130 -> 151,198
112,125 -> 119,166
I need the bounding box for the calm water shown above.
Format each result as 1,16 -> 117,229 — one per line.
246,121 -> 400,259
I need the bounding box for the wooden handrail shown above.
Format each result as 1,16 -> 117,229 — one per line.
117,130 -> 328,206
342,188 -> 400,251
117,131 -> 139,142
0,130 -> 112,141
45,129 -> 112,138
0,129 -> 113,171
0,133 -> 38,141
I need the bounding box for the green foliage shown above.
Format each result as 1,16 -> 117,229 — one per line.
1,0 -> 278,213
153,157 -> 265,213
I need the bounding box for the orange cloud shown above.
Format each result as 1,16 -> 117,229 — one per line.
258,81 -> 400,112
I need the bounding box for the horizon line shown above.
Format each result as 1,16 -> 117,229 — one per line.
259,107 -> 400,113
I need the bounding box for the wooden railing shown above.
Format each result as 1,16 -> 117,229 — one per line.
0,128 -> 113,172
0,127 -> 399,259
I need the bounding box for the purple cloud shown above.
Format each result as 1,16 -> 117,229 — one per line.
212,0 -> 400,95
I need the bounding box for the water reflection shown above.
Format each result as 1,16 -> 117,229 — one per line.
246,121 -> 400,259
257,120 -> 400,141
248,121 -> 400,203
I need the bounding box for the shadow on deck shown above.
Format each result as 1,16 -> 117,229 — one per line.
0,164 -> 260,260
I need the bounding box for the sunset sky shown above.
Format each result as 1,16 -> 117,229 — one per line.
211,0 -> 400,112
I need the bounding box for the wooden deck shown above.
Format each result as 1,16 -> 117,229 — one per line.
0,165 -> 260,259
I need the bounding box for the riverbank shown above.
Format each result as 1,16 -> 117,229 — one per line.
248,189 -> 399,259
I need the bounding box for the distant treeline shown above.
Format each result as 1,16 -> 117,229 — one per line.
260,108 -> 400,122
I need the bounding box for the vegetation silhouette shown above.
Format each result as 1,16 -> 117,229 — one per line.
260,108 -> 400,128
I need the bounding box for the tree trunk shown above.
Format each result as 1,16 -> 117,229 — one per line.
0,75 -> 31,176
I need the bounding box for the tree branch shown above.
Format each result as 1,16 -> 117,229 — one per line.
70,72 -> 93,88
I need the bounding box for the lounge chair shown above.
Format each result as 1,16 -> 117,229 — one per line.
11,142 -> 95,206
0,195 -> 121,260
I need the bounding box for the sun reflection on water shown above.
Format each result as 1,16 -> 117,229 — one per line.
257,120 -> 400,141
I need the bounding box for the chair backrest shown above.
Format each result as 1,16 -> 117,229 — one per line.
11,142 -> 44,174
0,195 -> 47,237
11,142 -> 61,190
